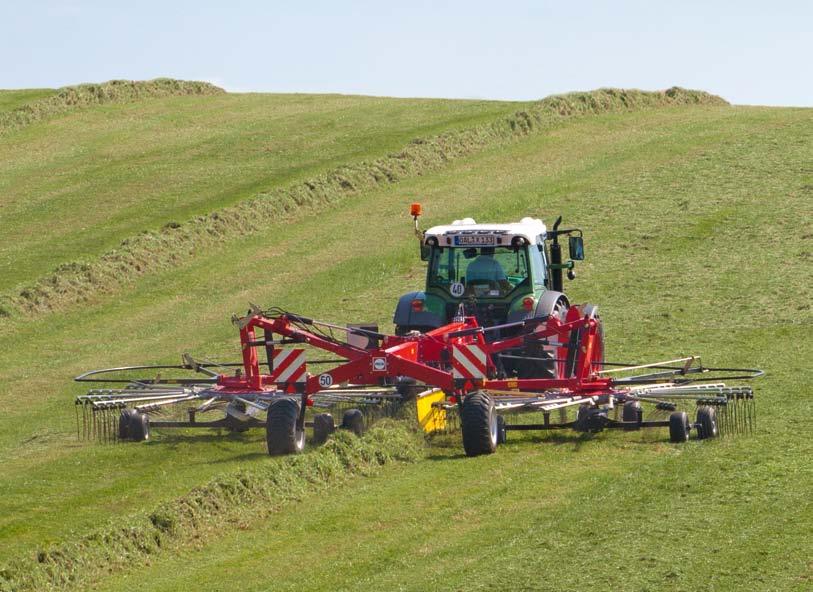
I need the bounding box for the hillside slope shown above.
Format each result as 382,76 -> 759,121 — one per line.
0,88 -> 810,591
0,83 -> 526,295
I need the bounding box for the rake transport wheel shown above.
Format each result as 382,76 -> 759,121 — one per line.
461,391 -> 498,457
695,406 -> 719,440
266,398 -> 305,456
622,401 -> 641,430
341,409 -> 365,436
118,408 -> 137,440
669,411 -> 691,443
312,413 -> 335,444
127,411 -> 150,442
225,401 -> 251,433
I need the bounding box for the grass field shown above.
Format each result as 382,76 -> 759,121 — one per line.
0,90 -> 526,292
0,82 -> 810,591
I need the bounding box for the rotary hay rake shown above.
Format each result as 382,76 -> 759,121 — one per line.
75,302 -> 760,456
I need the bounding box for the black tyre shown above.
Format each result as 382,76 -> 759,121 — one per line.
395,377 -> 424,400
574,405 -> 592,432
225,401 -> 251,433
128,411 -> 150,442
695,406 -> 718,440
622,400 -> 641,430
669,411 -> 690,443
460,391 -> 498,457
340,409 -> 364,436
312,413 -> 335,445
266,398 -> 305,456
118,408 -> 136,440
575,406 -> 607,433
507,342 -> 557,379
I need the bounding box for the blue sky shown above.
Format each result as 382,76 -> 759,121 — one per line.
1,0 -> 810,106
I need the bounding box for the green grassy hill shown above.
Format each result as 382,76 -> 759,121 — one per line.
0,81 -> 810,591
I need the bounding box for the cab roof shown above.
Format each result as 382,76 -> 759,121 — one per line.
424,217 -> 547,245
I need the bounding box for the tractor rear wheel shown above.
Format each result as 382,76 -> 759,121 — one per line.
461,391 -> 498,457
266,398 -> 305,455
340,409 -> 365,436
695,406 -> 718,439
669,411 -> 690,443
312,413 -> 335,444
127,411 -> 150,442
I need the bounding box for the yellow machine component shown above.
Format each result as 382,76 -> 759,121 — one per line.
415,388 -> 446,433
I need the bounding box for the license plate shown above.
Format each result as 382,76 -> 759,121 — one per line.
453,235 -> 496,246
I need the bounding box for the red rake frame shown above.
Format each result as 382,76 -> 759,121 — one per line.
218,304 -> 607,399
74,303 -> 759,454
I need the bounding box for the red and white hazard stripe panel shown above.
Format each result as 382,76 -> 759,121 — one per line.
451,343 -> 487,380
270,349 -> 307,383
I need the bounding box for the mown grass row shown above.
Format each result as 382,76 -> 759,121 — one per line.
0,423 -> 422,592
0,78 -> 223,136
0,87 -> 726,318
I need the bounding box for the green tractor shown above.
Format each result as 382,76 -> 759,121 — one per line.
393,204 -> 590,378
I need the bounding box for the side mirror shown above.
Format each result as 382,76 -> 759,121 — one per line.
420,243 -> 431,261
568,236 -> 584,260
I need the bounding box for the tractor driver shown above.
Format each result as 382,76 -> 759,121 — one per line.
465,247 -> 511,291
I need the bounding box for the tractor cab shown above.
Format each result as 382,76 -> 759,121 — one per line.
394,204 -> 585,335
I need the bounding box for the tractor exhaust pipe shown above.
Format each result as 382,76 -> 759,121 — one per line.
550,216 -> 563,292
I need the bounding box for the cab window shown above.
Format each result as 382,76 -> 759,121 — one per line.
427,246 -> 530,298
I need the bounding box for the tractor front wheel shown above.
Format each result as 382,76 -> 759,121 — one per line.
266,398 -> 305,455
461,391 -> 498,457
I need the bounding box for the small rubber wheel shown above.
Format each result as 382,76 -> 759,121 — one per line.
266,398 -> 305,455
340,409 -> 364,436
225,401 -> 251,433
460,391 -> 498,457
574,405 -> 592,432
395,377 -> 424,400
669,411 -> 690,443
118,409 -> 136,440
496,414 -> 507,444
622,401 -> 641,430
695,406 -> 718,440
128,411 -> 150,442
312,413 -> 335,444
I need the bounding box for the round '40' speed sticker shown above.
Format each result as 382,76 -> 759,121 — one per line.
450,282 -> 465,297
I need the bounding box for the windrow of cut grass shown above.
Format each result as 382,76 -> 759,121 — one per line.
0,92 -> 521,291
0,89 -> 55,114
0,424 -> 423,592
0,87 -> 726,319
0,78 -> 223,136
